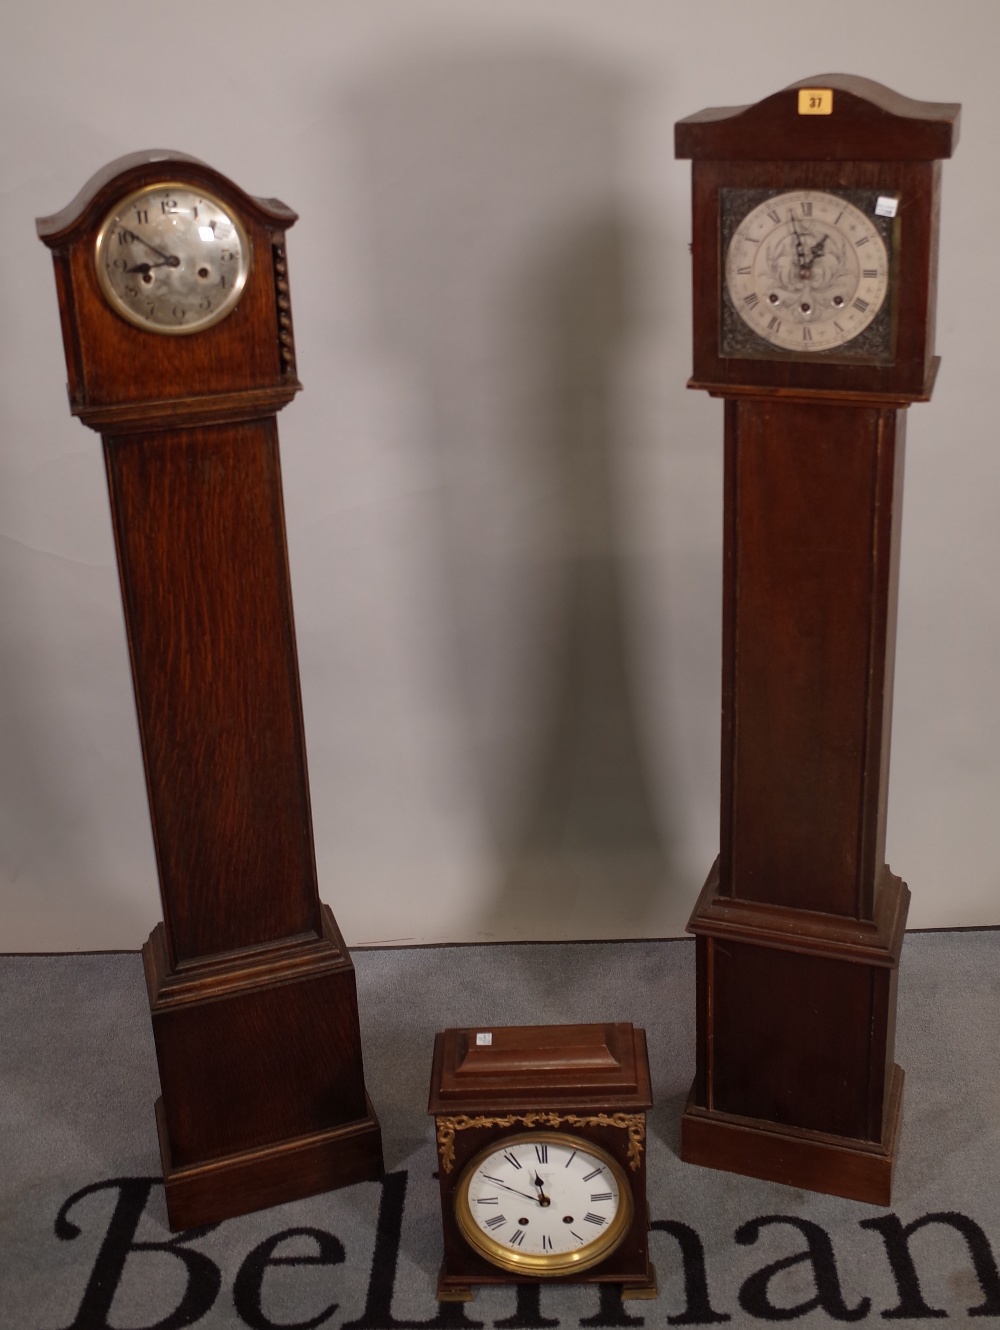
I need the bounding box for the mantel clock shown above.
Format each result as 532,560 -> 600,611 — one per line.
429,1023 -> 656,1301
675,77 -> 959,1202
37,151 -> 384,1229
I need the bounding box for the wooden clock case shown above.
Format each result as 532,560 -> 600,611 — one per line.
37,151 -> 384,1229
428,1023 -> 655,1301
674,78 -> 959,1203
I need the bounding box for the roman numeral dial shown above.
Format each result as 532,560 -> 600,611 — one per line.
454,1133 -> 632,1277
724,189 -> 891,354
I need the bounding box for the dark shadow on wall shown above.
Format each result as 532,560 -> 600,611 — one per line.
345,48 -> 682,939
483,215 -> 672,938
0,542 -> 158,950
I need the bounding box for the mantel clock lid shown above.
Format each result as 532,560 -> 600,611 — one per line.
428,1022 -> 652,1114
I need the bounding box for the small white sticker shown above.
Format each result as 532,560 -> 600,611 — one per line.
476,1032 -> 493,1046
875,196 -> 898,218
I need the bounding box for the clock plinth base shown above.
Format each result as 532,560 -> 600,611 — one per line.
436,1269 -> 474,1302
681,1067 -> 903,1205
622,1264 -> 659,1300
143,905 -> 384,1230
155,1096 -> 384,1231
434,1263 -> 657,1302
684,861 -> 908,1202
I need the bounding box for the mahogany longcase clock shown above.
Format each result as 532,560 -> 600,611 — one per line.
37,151 -> 384,1229
674,78 -> 959,1202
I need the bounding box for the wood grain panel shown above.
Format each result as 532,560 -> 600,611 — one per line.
105,420 -> 319,960
728,401 -> 876,914
155,967 -> 367,1165
712,942 -> 876,1139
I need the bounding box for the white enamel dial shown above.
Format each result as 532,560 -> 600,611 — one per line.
725,190 -> 890,353
455,1132 -> 632,1276
95,183 -> 250,334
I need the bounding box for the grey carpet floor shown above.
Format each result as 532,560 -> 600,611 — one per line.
3,932 -> 1000,1328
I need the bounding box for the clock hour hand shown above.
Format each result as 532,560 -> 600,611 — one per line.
789,214 -> 808,273
532,1172 -> 551,1204
126,260 -> 175,274
481,1174 -> 547,1205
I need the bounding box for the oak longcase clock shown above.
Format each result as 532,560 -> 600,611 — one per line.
675,77 -> 959,1203
37,151 -> 384,1229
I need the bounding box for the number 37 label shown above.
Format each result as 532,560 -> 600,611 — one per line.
798,88 -> 834,115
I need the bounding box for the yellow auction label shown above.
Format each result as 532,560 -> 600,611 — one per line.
798,88 -> 833,115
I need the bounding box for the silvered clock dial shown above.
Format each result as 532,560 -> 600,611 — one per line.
95,183 -> 250,334
725,189 -> 890,353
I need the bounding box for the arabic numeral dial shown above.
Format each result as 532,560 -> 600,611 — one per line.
95,182 -> 251,335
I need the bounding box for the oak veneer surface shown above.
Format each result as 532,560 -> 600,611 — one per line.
724,399 -> 903,919
106,418 -> 319,962
63,228 -> 283,405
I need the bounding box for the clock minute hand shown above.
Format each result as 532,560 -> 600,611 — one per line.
481,1174 -> 546,1205
808,234 -> 828,265
127,232 -> 181,267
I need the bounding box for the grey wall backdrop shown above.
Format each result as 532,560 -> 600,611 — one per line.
1,1 -> 993,950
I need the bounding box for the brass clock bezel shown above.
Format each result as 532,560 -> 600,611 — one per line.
94,181 -> 252,336
454,1131 -> 633,1278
